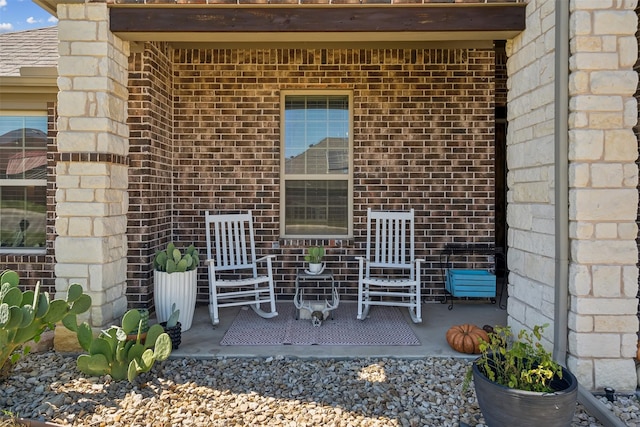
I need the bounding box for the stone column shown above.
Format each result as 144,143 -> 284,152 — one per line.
55,2 -> 130,329
567,1 -> 639,391
505,0 -> 558,342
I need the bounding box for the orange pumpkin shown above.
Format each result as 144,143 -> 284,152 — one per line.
446,324 -> 489,354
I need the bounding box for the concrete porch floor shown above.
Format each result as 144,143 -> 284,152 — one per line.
170,300 -> 507,359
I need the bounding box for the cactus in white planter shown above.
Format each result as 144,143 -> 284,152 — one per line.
153,243 -> 199,332
154,243 -> 199,273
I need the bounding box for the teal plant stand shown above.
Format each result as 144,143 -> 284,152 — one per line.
440,243 -> 503,310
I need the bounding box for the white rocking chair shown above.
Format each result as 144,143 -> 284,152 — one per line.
205,211 -> 278,325
356,208 -> 423,323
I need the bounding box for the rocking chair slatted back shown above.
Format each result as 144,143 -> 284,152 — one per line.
367,208 -> 415,272
206,212 -> 256,272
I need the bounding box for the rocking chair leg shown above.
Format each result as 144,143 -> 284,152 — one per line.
408,306 -> 422,323
249,282 -> 278,319
210,302 -> 220,326
209,280 -> 220,325
250,303 -> 278,319
409,286 -> 422,324
360,304 -> 370,320
357,283 -> 370,320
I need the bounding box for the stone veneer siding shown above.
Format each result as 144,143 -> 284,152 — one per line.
126,46 -> 497,306
54,2 -> 131,327
636,3 -> 640,355
507,0 -> 639,391
505,0 -> 558,346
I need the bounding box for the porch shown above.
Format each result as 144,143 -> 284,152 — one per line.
171,301 -> 507,359
0,0 -> 635,393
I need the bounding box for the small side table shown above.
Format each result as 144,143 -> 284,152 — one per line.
294,269 -> 338,320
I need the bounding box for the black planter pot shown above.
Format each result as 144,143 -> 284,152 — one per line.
160,321 -> 182,350
472,359 -> 578,427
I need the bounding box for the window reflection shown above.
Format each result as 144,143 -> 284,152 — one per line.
283,94 -> 351,237
0,116 -> 47,249
285,181 -> 348,236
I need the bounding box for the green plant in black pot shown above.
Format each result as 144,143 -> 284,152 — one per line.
160,303 -> 181,350
468,324 -> 578,427
476,324 -> 561,391
127,308 -> 150,341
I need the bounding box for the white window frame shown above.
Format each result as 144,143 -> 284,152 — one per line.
0,110 -> 47,255
280,90 -> 354,239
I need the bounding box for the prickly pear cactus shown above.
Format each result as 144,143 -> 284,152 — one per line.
0,269 -> 91,378
153,243 -> 199,273
76,308 -> 172,382
304,246 -> 325,264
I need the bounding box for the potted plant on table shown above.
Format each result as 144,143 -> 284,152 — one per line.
468,324 -> 578,427
153,243 -> 199,332
304,246 -> 325,274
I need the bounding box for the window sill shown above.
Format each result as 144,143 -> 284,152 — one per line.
0,248 -> 47,256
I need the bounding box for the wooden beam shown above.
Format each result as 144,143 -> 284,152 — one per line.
110,5 -> 525,34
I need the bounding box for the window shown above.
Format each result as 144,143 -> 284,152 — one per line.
0,113 -> 47,252
281,92 -> 352,238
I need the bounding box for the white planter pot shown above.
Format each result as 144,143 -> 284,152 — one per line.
308,262 -> 325,274
154,269 -> 197,332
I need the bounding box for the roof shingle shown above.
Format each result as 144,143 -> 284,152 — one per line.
0,26 -> 58,77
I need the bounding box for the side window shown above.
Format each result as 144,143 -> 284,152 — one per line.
0,113 -> 47,251
281,92 -> 353,238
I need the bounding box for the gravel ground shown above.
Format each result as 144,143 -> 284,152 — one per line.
0,352 -> 638,427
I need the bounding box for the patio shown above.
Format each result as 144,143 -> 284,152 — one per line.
170,300 -> 507,359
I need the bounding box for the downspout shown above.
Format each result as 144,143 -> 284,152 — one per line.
555,2 -> 627,425
553,0 -> 569,366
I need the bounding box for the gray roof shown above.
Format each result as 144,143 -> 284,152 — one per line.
0,26 -> 58,77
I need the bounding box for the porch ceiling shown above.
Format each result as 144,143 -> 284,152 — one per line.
106,4 -> 525,47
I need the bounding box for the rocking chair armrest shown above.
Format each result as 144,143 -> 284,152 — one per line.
255,254 -> 276,264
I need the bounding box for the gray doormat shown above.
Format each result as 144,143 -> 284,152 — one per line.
220,303 -> 421,346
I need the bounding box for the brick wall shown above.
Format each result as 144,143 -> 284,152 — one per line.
128,42 -> 174,307
4,45 -> 497,307
5,43 -> 495,307
156,47 -> 496,303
